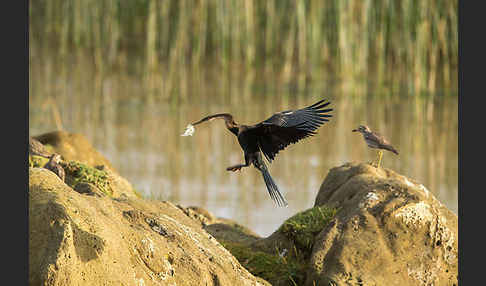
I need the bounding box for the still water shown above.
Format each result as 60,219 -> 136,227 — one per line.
29,64 -> 458,237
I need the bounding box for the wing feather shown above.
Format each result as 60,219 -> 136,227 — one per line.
248,99 -> 333,162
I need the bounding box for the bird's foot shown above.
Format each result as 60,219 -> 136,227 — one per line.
368,161 -> 380,168
226,165 -> 243,172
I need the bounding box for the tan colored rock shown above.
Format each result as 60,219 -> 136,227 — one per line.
307,162 -> 458,286
33,131 -> 114,170
29,168 -> 269,286
28,131 -> 458,286
204,218 -> 261,245
32,131 -> 139,199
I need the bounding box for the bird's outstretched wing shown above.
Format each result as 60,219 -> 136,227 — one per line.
247,99 -> 332,162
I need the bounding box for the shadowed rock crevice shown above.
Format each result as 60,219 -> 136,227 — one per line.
72,223 -> 106,262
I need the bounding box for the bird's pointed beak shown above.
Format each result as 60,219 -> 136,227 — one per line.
352,129 -> 357,132
191,119 -> 203,126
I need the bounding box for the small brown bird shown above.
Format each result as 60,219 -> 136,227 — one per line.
352,125 -> 398,168
44,154 -> 66,182
29,137 -> 51,158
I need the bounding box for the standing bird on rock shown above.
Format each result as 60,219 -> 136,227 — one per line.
352,125 -> 398,168
181,99 -> 333,207
44,153 -> 66,182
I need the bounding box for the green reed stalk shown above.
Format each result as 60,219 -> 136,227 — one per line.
30,0 -> 457,96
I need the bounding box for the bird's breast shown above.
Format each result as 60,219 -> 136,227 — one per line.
237,132 -> 259,154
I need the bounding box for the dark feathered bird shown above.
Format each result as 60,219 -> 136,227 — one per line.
44,153 -> 66,182
352,125 -> 398,168
183,99 -> 333,207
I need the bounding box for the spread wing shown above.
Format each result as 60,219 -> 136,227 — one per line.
247,99 -> 333,162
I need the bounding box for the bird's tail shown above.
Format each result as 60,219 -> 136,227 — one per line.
386,146 -> 399,155
256,161 -> 288,207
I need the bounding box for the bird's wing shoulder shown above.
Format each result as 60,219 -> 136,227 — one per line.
247,99 -> 332,162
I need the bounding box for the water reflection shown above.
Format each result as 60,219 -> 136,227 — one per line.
29,66 -> 457,237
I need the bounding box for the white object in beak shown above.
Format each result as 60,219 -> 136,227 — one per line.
181,124 -> 195,136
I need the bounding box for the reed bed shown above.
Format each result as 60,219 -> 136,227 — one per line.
29,0 -> 457,96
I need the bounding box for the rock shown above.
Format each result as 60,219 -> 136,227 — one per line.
177,205 -> 218,226
307,162 -> 458,286
204,218 -> 261,245
33,131 -> 114,170
209,162 -> 458,286
32,131 -> 141,199
28,132 -> 458,286
73,182 -> 105,197
197,203 -> 336,286
29,168 -> 269,286
58,160 -> 139,199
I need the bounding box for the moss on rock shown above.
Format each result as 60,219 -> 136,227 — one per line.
220,241 -> 305,285
33,131 -> 114,169
279,206 -> 338,255
61,160 -> 113,197
29,155 -> 49,168
215,205 -> 338,286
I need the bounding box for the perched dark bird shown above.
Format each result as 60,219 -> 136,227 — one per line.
44,153 -> 66,182
29,137 -> 51,158
352,125 -> 398,168
182,99 -> 333,207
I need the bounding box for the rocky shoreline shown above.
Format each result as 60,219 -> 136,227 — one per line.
29,131 -> 458,285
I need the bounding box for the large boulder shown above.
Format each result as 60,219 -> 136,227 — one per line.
29,168 -> 269,286
33,131 -> 114,169
208,162 -> 458,286
307,162 -> 458,285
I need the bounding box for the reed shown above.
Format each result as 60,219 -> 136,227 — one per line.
29,0 -> 457,95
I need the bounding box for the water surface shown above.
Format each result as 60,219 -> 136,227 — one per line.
29,63 -> 458,237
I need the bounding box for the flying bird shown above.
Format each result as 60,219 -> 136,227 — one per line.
352,125 -> 398,168
181,99 -> 333,207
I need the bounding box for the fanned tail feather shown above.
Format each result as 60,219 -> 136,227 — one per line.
259,166 -> 288,207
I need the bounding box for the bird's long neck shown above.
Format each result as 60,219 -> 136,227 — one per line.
225,121 -> 239,136
192,113 -> 239,136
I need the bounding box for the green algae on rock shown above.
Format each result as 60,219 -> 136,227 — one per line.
220,241 -> 305,286
279,206 -> 338,255
211,205 -> 338,286
29,155 -> 50,168
61,160 -> 113,197
33,131 -> 115,169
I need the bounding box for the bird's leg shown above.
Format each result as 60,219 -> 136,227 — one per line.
375,150 -> 384,168
226,155 -> 250,172
226,164 -> 246,172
